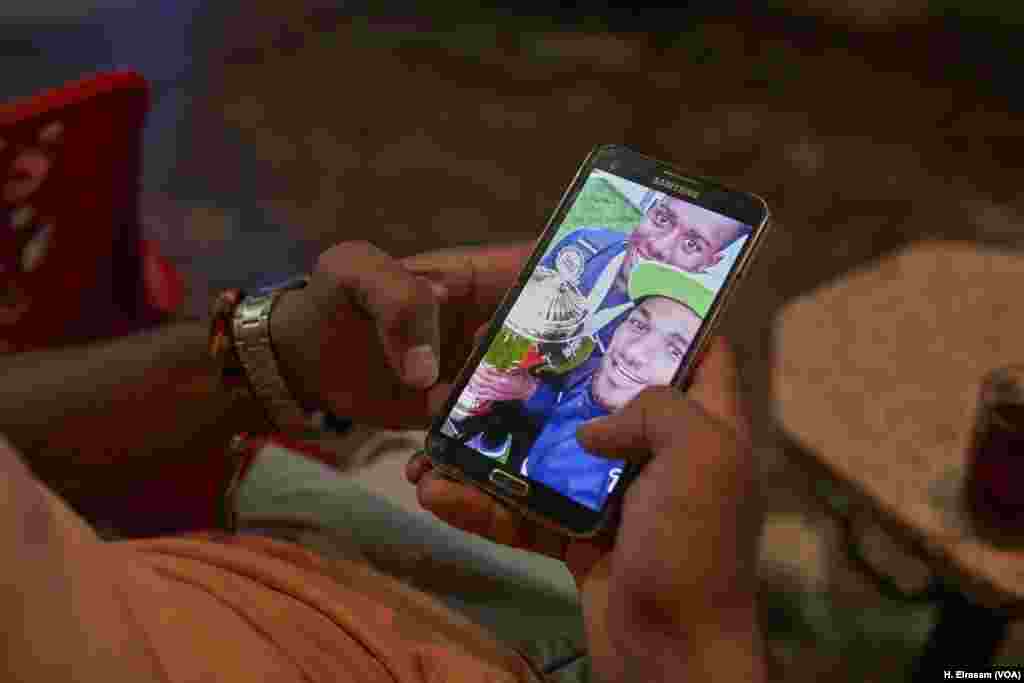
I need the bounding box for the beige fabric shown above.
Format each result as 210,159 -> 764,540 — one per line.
33,477 -> 548,683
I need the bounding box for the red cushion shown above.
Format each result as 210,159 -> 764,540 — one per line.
141,237 -> 186,316
2,71 -> 157,349
1,72 -> 226,537
1,72 -> 341,539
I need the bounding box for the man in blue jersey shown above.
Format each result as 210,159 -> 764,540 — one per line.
461,260 -> 715,510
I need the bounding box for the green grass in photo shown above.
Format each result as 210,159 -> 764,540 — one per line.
551,175 -> 643,248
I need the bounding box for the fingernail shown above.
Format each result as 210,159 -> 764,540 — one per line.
416,275 -> 448,301
404,344 -> 440,388
428,281 -> 448,300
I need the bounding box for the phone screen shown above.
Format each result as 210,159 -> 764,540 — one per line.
440,168 -> 753,512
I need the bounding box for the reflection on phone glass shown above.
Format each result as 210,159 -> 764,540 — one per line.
442,169 -> 752,511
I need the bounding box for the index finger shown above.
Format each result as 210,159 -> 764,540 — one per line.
400,242 -> 534,312
400,243 -> 534,380
317,241 -> 441,388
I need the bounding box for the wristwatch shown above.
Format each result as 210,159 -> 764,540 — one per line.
232,276 -> 311,433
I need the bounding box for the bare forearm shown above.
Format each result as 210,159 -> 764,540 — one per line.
0,320 -> 269,487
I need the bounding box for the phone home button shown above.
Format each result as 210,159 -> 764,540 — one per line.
489,469 -> 530,498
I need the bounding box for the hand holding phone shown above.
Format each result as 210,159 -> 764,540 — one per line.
409,338 -> 766,680
426,144 -> 770,537
277,242 -> 534,429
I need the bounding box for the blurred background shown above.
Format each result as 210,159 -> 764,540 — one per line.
3,1 -> 1022,680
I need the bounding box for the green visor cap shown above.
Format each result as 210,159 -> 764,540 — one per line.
627,259 -> 715,318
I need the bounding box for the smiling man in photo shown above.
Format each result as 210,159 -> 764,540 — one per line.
542,188 -> 749,359
463,260 -> 714,510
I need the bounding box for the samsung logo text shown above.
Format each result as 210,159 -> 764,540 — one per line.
652,176 -> 700,199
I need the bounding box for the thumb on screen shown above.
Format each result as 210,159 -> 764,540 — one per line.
576,337 -> 745,461
576,386 -> 686,465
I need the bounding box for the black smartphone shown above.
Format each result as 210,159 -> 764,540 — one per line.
425,144 -> 771,538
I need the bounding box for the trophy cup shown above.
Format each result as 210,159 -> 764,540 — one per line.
450,266 -> 589,425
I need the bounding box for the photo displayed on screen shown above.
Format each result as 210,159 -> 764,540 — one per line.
442,169 -> 753,511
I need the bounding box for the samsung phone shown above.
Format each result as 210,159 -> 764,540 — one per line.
425,144 -> 771,538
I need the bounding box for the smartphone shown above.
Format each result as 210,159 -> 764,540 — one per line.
425,144 -> 771,538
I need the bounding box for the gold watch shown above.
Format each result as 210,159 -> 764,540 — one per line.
231,276 -> 311,434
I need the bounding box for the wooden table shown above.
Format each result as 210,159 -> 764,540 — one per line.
773,241 -> 1024,677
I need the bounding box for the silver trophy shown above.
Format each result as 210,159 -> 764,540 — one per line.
450,266 -> 589,425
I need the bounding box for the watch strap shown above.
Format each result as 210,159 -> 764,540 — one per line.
232,276 -> 311,434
